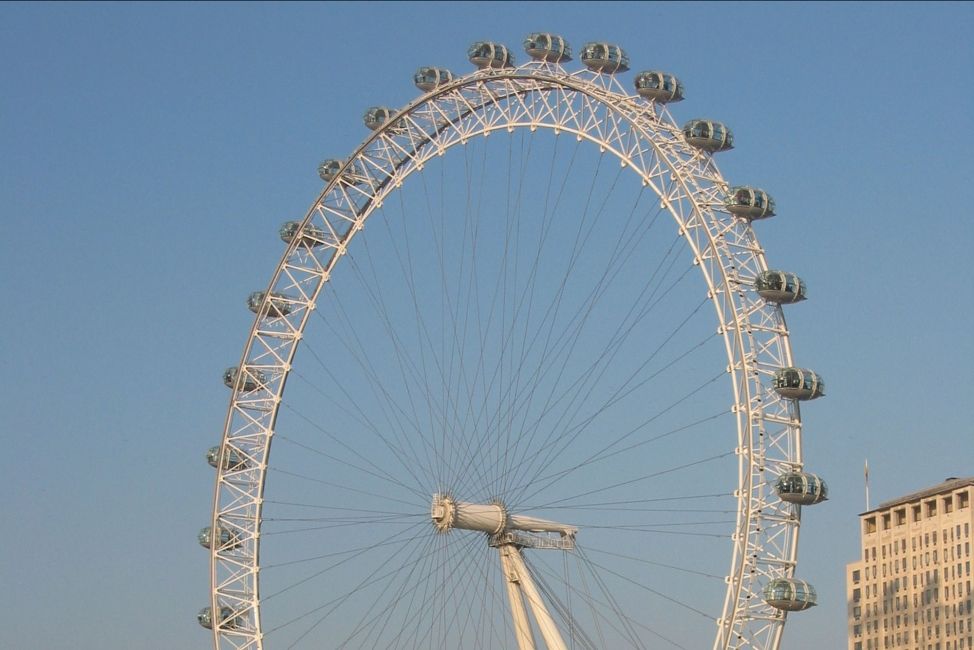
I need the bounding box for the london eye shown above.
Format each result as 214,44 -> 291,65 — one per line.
200,33 -> 828,650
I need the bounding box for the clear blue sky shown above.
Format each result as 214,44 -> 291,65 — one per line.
2,2 -> 972,648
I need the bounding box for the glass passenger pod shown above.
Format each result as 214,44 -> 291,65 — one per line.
197,606 -> 238,630
682,119 -> 734,152
773,367 -> 824,400
317,158 -> 342,182
198,525 -> 242,550
246,291 -> 293,318
413,67 -> 454,92
580,42 -> 630,73
317,159 -> 369,186
363,106 -> 405,133
763,578 -> 818,611
634,71 -> 685,103
725,186 -> 776,220
222,366 -> 266,393
755,270 -> 807,304
467,41 -> 514,69
279,221 -> 326,247
775,472 -> 829,505
206,445 -> 248,470
523,33 -> 572,62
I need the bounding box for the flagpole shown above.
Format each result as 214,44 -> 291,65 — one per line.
864,459 -> 870,510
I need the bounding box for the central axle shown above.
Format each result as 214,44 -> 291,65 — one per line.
430,493 -> 577,543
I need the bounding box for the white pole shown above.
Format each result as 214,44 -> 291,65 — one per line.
499,545 -> 536,650
505,545 -> 569,650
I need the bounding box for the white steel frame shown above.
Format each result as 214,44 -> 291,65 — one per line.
208,57 -> 807,650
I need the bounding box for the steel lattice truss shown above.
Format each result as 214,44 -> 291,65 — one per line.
208,59 -> 807,650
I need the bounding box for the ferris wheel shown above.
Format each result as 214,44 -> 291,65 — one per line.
200,33 -> 829,650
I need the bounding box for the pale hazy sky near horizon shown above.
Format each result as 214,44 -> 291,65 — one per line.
2,2 -> 973,648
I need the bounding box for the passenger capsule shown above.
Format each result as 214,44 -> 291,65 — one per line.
197,606 -> 238,630
363,106 -> 404,132
682,119 -> 734,152
523,33 -> 572,62
279,221 -> 326,247
223,366 -> 266,393
580,42 -> 629,73
317,159 -> 341,182
763,578 -> 818,611
773,367 -> 824,400
634,71 -> 684,103
725,186 -> 775,220
467,41 -> 514,69
206,445 -> 248,470
198,525 -> 242,550
755,270 -> 806,304
775,472 -> 829,505
246,291 -> 293,318
317,159 -> 369,186
414,67 -> 454,92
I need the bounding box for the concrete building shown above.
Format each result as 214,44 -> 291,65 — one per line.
847,477 -> 974,650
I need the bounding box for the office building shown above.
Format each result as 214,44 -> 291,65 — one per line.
847,476 -> 974,650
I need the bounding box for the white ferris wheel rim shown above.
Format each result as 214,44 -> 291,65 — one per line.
207,52 -> 813,650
